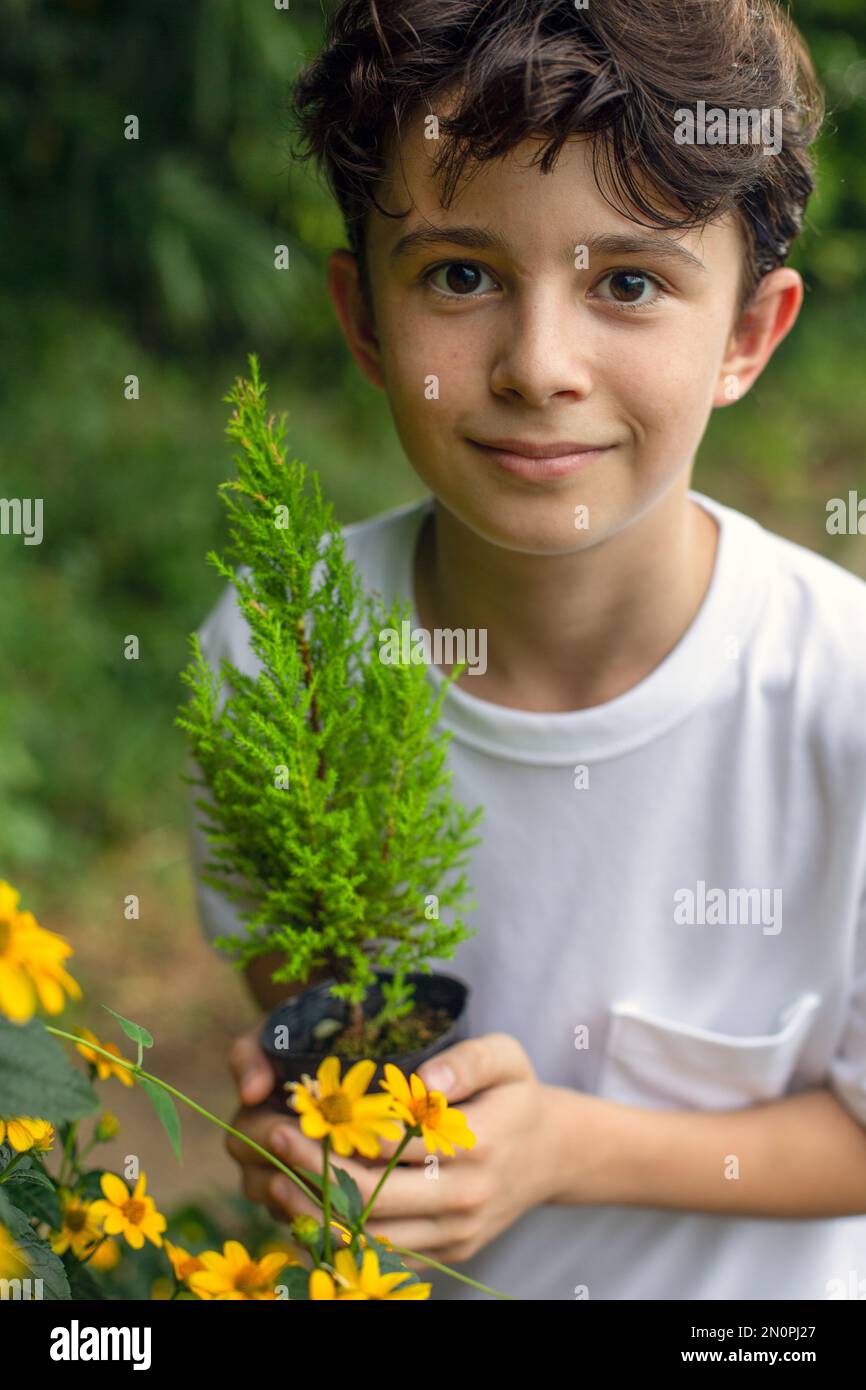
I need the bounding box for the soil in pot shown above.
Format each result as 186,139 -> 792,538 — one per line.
261,969 -> 469,1091
327,1003 -> 452,1059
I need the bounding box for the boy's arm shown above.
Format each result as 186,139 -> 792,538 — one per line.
550,1083 -> 866,1218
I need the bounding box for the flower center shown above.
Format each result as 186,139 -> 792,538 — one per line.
66,1208 -> 86,1232
0,919 -> 10,953
122,1198 -> 146,1225
235,1262 -> 267,1294
319,1093 -> 352,1124
417,1094 -> 444,1126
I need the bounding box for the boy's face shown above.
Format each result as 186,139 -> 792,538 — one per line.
329,111 -> 802,555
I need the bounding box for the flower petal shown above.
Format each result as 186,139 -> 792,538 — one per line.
342,1059 -> 376,1100
100,1172 -> 130,1206
317,1056 -> 341,1097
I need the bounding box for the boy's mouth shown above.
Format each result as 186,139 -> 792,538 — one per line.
466,437 -> 614,481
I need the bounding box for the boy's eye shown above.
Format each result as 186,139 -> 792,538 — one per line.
592,270 -> 665,308
423,261 -> 498,298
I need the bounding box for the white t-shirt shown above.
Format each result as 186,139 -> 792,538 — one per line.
190,488 -> 866,1301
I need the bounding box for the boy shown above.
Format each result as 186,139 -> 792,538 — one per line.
191,0 -> 866,1299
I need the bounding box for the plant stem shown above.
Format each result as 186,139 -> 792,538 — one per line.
45,1027 -> 320,1208
76,1137 -> 98,1166
358,1130 -> 414,1226
0,1151 -> 28,1183
389,1245 -> 514,1300
57,1119 -> 79,1187
321,1136 -> 332,1265
44,1025 -> 511,1299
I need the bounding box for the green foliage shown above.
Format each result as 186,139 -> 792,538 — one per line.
177,358 -> 484,1009
0,1188 -> 70,1301
3,0 -> 342,359
278,1265 -> 312,1300
102,1005 -> 154,1056
1,1151 -> 63,1230
3,3 -> 865,903
99,1008 -> 183,1161
332,1166 -> 363,1224
136,1078 -> 183,1165
0,1020 -> 99,1125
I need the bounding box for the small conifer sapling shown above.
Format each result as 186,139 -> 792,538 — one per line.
177,357 -> 483,1057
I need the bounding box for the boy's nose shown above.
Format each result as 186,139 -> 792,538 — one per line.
488,294 -> 595,406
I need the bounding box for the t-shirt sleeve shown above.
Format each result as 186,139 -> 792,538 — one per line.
827,886 -> 866,1128
185,578 -> 260,952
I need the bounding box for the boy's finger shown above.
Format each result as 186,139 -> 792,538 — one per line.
227,1029 -> 277,1105
416,1031 -> 533,1102
240,1167 -> 306,1225
269,1173 -> 322,1221
373,1132 -> 429,1164
224,1111 -> 298,1169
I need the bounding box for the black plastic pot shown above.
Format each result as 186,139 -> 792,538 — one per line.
260,969 -> 470,1093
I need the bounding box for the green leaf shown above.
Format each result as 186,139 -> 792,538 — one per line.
290,1161 -> 344,1210
0,1187 -> 70,1300
290,1163 -> 324,1189
5,1166 -> 55,1194
136,1078 -> 182,1164
291,1160 -> 359,1222
0,1018 -> 99,1124
332,1165 -> 363,1224
3,1170 -> 62,1230
101,1005 -> 154,1050
277,1265 -> 310,1300
368,1237 -> 422,1284
65,1257 -> 108,1301
78,1169 -> 118,1202
321,1184 -> 349,1218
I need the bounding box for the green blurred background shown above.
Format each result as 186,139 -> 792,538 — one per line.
2,0 -> 865,1233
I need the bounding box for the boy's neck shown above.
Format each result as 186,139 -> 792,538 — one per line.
412,482 -> 720,713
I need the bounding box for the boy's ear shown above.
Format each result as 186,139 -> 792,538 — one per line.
326,249 -> 386,392
714,267 -> 803,407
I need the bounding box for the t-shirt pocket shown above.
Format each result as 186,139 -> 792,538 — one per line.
596,992 -> 822,1110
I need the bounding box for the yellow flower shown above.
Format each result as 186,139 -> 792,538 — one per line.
50,1191 -> 104,1260
330,1219 -> 392,1252
86,1237 -> 121,1272
0,1115 -> 55,1153
309,1247 -> 431,1300
95,1111 -> 120,1142
30,1120 -> 55,1153
165,1239 -> 207,1286
380,1064 -> 476,1157
289,1214 -> 321,1249
187,1240 -> 295,1301
75,1029 -> 134,1086
89,1172 -> 167,1250
0,881 -> 81,1023
289,1056 -> 402,1158
0,1222 -> 30,1281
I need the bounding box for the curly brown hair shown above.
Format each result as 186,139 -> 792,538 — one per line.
289,0 -> 824,314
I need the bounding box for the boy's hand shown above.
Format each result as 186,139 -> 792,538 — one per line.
227,1029 -> 578,1266
224,1027 -> 319,1224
